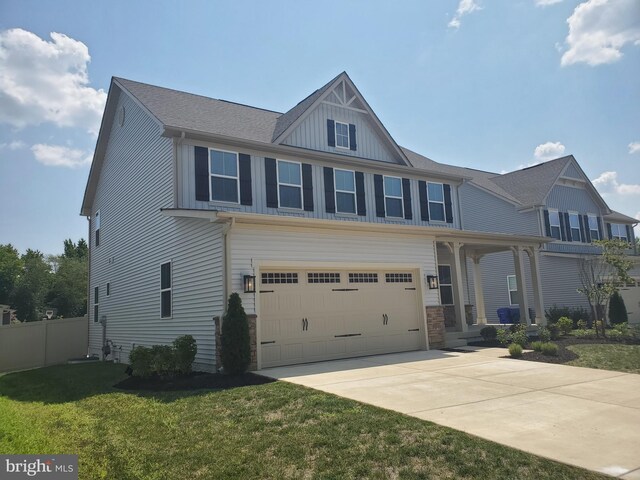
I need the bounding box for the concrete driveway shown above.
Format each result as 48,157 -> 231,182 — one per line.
261,347 -> 640,478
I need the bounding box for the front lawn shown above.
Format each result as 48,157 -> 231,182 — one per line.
567,344 -> 640,374
0,363 -> 607,479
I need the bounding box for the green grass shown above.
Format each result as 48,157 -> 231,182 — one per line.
567,344 -> 640,374
0,363 -> 607,480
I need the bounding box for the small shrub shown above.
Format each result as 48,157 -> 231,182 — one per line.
607,329 -> 623,340
545,305 -> 591,327
150,345 -> 176,377
547,323 -> 560,340
129,345 -> 153,378
608,291 -> 628,325
508,343 -> 523,358
556,317 -> 573,335
510,323 -> 529,348
221,292 -> 251,374
173,335 -> 197,374
576,319 -> 587,330
537,325 -> 551,343
573,328 -> 597,339
496,328 -> 510,346
541,342 -> 558,356
531,341 -> 544,352
480,325 -> 497,341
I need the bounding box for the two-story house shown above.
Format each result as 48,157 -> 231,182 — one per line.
81,72 -> 637,370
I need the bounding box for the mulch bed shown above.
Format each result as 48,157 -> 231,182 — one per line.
114,371 -> 276,392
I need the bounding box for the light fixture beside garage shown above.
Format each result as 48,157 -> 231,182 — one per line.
243,275 -> 256,293
426,274 -> 439,289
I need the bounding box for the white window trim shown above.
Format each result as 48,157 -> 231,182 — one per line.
507,275 -> 518,306
438,264 -> 454,306
334,168 -> 356,215
334,121 -> 350,150
383,175 -> 404,218
568,211 -> 582,243
208,148 -> 240,204
587,213 -> 600,241
611,223 -> 628,241
548,209 -> 561,240
93,286 -> 99,323
427,182 -> 446,223
160,261 -> 172,319
276,159 -> 303,210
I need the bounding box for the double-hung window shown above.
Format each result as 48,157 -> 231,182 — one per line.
611,224 -> 628,242
568,212 -> 581,242
160,262 -> 172,318
438,265 -> 454,305
507,275 -> 518,305
548,209 -> 561,240
384,176 -> 403,218
94,210 -> 100,247
427,182 -> 445,222
93,286 -> 99,323
335,121 -> 350,149
277,160 -> 302,209
335,169 -> 356,214
210,149 -> 239,203
587,215 -> 600,241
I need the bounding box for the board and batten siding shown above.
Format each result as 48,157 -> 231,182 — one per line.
282,102 -> 399,163
546,185 -> 602,215
562,163 -> 583,180
177,142 -> 461,229
228,224 -> 440,315
88,90 -> 224,370
458,183 -> 539,235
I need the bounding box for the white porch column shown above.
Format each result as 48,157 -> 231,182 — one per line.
526,246 -> 546,325
452,242 -> 468,332
471,254 -> 487,325
512,246 -> 531,326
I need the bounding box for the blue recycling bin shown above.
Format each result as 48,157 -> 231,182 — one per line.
509,307 -> 521,324
497,308 -> 511,324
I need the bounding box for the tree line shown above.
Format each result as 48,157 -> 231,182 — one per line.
0,239 -> 88,321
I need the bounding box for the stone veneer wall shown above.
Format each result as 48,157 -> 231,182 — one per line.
214,314 -> 257,371
425,306 -> 445,349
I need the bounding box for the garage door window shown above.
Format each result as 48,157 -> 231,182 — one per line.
349,273 -> 378,283
385,273 -> 412,283
262,272 -> 298,284
308,272 -> 341,283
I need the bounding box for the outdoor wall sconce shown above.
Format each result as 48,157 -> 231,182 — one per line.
426,275 -> 439,290
243,275 -> 256,293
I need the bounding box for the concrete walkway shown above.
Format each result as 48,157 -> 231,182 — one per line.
261,347 -> 640,478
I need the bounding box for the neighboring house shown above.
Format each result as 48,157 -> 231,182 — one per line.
81,72 -> 636,370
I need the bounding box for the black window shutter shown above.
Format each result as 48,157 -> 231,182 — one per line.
583,215 -> 592,243
194,146 -> 209,202
402,178 -> 412,220
597,217 -> 604,240
355,171 -> 366,216
327,119 -> 335,147
559,213 -> 567,241
264,157 -> 278,208
626,225 -> 633,243
349,124 -> 357,151
564,212 -> 573,241
543,210 -> 551,237
323,167 -> 335,214
238,153 -> 252,206
606,222 -> 612,239
419,181 -> 429,221
443,184 -> 453,224
374,174 -> 385,217
302,163 -> 313,212
578,214 -> 586,242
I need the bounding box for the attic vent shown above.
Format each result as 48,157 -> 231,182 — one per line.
118,106 -> 126,127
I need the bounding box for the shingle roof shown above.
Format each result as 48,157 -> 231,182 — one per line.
115,77 -> 282,143
604,211 -> 639,224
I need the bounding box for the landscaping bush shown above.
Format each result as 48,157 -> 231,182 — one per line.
545,305 -> 591,327
608,292 -> 628,325
541,342 -> 558,356
510,324 -> 529,348
537,325 -> 551,343
496,328 -> 509,346
150,345 -> 176,377
573,328 -> 597,339
480,325 -> 497,342
577,319 -> 587,330
547,323 -> 560,340
173,335 -> 197,374
508,343 -> 523,358
556,317 -> 574,336
221,292 -> 251,374
531,341 -> 544,352
129,345 -> 154,378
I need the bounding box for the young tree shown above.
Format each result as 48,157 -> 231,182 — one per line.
0,244 -> 22,305
12,249 -> 52,321
608,291 -> 628,324
220,293 -> 250,374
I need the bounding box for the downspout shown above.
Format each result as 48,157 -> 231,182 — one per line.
173,132 -> 186,209
222,217 -> 235,309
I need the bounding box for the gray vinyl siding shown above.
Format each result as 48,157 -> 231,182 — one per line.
88,91 -> 224,370
562,163 -> 583,180
282,102 -> 400,163
458,183 -> 539,235
546,185 -> 601,214
177,142 -> 462,229
539,255 -> 591,311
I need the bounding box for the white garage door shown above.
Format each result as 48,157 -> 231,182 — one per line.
260,268 -> 424,368
619,280 -> 640,325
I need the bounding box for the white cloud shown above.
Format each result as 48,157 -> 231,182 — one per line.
592,171 -> 640,195
536,0 -> 563,6
0,140 -> 26,150
534,141 -> 566,161
31,144 -> 92,168
561,0 -> 640,66
0,28 -> 106,135
448,0 -> 482,29
629,142 -> 640,154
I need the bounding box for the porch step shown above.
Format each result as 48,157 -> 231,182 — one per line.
444,332 -> 468,348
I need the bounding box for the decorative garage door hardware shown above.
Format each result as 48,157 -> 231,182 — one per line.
405,287 -> 416,291
259,290 -> 274,293
382,313 -> 389,325
408,328 -> 420,332
301,318 -> 309,331
331,288 -> 359,292
334,333 -> 362,338
261,341 -> 276,345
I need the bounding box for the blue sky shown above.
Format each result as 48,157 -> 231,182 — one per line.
1,0 -> 638,254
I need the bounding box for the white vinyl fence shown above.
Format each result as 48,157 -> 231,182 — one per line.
0,316 -> 88,373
